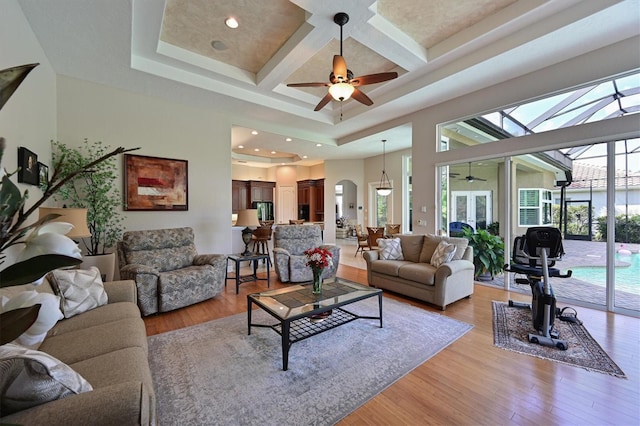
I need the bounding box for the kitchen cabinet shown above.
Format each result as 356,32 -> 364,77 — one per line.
297,179 -> 324,222
249,181 -> 275,202
232,180 -> 248,213
315,179 -> 324,213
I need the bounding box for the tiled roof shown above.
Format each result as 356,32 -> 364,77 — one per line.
568,162 -> 640,190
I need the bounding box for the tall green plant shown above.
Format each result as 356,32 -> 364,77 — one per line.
51,139 -> 124,255
462,227 -> 505,278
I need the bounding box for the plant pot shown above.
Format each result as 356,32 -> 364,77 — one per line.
81,253 -> 115,282
476,271 -> 494,281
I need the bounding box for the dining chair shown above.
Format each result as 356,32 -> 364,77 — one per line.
366,227 -> 385,250
385,223 -> 401,237
354,224 -> 369,256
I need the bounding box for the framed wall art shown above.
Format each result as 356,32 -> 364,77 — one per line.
17,147 -> 39,185
123,154 -> 188,211
38,162 -> 48,186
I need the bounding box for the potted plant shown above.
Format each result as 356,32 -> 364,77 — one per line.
51,139 -> 126,281
462,227 -> 505,280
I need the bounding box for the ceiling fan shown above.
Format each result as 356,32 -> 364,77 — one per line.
287,12 -> 398,111
461,162 -> 486,182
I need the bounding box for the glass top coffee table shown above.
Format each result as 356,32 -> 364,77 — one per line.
247,277 -> 382,370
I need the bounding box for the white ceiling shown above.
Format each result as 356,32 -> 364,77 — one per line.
16,0 -> 640,167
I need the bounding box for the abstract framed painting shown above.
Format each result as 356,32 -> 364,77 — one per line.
123,154 -> 188,211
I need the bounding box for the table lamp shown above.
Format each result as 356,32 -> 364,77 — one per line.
38,207 -> 91,240
235,209 -> 260,256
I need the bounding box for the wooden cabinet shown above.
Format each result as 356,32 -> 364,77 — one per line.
298,185 -> 310,205
249,181 -> 275,202
315,179 -> 324,213
297,179 -> 324,222
233,180 -> 275,213
232,180 -> 248,213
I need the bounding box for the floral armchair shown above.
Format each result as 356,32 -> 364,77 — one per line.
117,227 -> 226,316
272,224 -> 341,283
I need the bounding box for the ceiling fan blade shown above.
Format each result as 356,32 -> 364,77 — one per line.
314,92 -> 333,111
350,72 -> 398,87
333,55 -> 348,80
287,82 -> 329,87
351,88 -> 373,106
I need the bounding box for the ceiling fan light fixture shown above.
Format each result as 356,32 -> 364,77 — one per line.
329,82 -> 354,101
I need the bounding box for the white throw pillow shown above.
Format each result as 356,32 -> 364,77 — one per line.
430,241 -> 456,267
47,267 -> 108,318
0,343 -> 93,415
0,291 -> 63,349
377,238 -> 404,260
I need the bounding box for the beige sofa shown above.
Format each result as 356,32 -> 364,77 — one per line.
364,234 -> 475,310
0,280 -> 156,426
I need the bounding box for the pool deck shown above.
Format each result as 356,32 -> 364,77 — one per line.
488,240 -> 640,312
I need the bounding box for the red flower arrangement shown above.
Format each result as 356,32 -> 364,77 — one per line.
304,247 -> 333,271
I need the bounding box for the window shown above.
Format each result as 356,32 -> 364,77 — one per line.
519,189 -> 552,226
335,184 -> 343,218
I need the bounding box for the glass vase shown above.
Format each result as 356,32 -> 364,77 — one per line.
312,268 -> 323,295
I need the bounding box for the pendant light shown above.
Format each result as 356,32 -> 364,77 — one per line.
376,139 -> 392,196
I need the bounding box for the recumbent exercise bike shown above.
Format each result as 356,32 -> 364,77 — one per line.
504,226 -> 578,351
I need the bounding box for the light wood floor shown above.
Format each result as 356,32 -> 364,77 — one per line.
144,264 -> 640,425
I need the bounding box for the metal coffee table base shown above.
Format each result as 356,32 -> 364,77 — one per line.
247,282 -> 382,370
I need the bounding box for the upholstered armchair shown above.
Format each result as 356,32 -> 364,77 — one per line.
272,224 -> 341,283
117,227 -> 226,316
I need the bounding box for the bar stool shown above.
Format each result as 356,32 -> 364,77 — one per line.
252,225 -> 272,266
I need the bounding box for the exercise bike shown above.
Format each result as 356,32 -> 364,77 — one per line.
504,227 -> 574,350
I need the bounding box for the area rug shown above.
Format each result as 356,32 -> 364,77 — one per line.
148,297 -> 473,426
492,301 -> 625,378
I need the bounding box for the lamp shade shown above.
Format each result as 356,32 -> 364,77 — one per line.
38,207 -> 91,239
235,209 -> 260,228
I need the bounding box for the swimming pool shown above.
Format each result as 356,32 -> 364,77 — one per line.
570,253 -> 640,295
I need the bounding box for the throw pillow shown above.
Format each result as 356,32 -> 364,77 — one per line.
0,343 -> 93,415
47,267 -> 108,319
377,238 -> 404,260
0,291 -> 63,349
430,241 -> 457,268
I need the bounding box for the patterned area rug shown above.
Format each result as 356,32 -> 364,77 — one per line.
492,301 -> 625,378
148,297 -> 473,426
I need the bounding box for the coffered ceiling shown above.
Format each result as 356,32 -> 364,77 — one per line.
16,0 -> 640,167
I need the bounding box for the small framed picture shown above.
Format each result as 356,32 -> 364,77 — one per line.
38,162 -> 48,186
17,147 -> 39,185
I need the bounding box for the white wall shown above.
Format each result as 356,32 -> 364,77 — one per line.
0,1 -> 57,217
55,76 -> 233,254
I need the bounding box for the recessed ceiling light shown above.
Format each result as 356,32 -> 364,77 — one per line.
225,17 -> 239,29
251,130 -> 258,135
254,148 -> 260,152
271,151 -> 276,154
238,145 -> 244,149
316,143 -> 322,147
302,155 -> 308,159
210,40 -> 228,51
285,137 -> 292,142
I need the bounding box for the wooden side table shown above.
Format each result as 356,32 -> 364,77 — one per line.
226,253 -> 270,294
